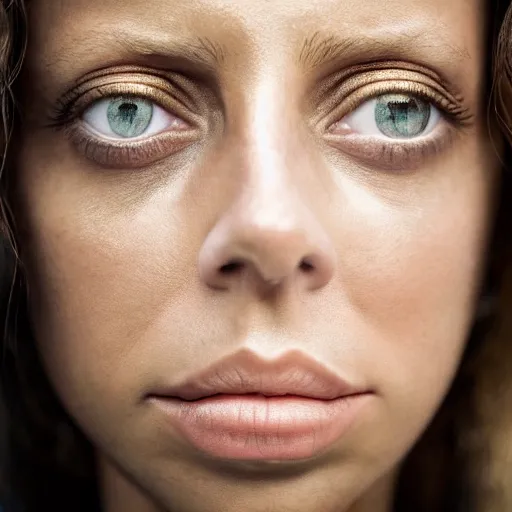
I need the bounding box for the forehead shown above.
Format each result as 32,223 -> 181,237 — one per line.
25,0 -> 485,99
28,0 -> 484,44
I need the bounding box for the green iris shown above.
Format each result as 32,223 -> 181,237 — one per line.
106,97 -> 153,138
375,94 -> 430,138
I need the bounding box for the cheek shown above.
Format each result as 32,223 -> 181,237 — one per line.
15,162 -> 208,406
338,156 -> 496,445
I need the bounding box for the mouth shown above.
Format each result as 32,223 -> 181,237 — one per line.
151,390 -> 366,403
146,348 -> 373,461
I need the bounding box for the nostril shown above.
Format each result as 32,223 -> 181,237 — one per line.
299,258 -> 314,272
219,260 -> 244,274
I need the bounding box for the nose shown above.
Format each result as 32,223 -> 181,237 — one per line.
198,162 -> 337,293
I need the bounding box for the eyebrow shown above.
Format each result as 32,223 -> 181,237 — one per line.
123,34 -> 227,67
46,29 -> 227,78
46,24 -> 470,93
298,30 -> 471,73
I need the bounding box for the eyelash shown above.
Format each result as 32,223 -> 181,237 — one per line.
46,79 -> 470,170
321,80 -> 471,171
46,83 -> 201,169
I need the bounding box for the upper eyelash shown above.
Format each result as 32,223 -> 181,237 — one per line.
45,82 -> 193,132
46,95 -> 156,132
46,85 -> 461,171
340,86 -> 470,130
46,100 -> 81,130
46,87 -> 104,130
45,81 -> 470,162
43,82 -> 204,169
333,92 -> 460,137
312,63 -> 473,131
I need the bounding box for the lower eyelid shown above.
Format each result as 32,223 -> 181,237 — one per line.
323,122 -> 456,171
66,122 -> 201,169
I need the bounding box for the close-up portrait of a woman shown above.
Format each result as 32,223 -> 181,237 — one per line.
2,0 -> 512,511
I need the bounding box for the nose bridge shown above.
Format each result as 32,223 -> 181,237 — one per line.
242,81 -> 305,236
198,76 -> 336,292
238,78 -> 323,237
249,79 -> 292,182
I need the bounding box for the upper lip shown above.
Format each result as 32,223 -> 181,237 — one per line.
149,349 -> 367,401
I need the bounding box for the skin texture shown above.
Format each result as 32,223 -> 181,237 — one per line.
11,0 -> 501,510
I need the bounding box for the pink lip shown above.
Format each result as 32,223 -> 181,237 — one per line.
148,348 -> 367,401
147,349 -> 373,460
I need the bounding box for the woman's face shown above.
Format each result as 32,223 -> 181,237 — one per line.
14,0 -> 499,510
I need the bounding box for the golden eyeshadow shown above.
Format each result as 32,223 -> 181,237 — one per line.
44,59 -> 475,172
47,66 -> 212,128
311,60 -> 470,126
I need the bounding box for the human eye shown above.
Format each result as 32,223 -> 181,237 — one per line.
82,96 -> 186,140
341,94 -> 440,139
46,72 -> 203,169
320,65 -> 472,171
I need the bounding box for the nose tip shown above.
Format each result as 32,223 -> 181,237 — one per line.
198,218 -> 336,292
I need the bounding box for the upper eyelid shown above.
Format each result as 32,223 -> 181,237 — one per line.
318,82 -> 471,135
77,71 -> 200,109
47,68 -> 471,137
46,75 -> 203,130
340,82 -> 463,120
311,66 -> 472,129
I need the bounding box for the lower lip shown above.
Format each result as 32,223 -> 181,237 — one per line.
150,393 -> 370,461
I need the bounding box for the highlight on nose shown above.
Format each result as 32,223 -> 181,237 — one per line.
197,218 -> 336,292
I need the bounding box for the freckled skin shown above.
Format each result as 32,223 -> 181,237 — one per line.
11,0 -> 501,511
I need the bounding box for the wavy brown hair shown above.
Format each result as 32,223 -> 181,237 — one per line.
1,1 -> 512,511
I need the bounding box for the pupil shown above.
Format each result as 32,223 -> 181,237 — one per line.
388,99 -> 417,126
118,103 -> 138,124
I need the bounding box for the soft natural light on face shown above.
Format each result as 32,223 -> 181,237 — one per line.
4,0 -> 503,511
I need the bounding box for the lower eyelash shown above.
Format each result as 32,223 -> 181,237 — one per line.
323,124 -> 458,172
65,122 -> 200,169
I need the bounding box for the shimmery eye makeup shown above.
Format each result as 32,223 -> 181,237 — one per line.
324,87 -> 462,171
313,61 -> 473,171
46,61 -> 473,171
45,69 -> 205,169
